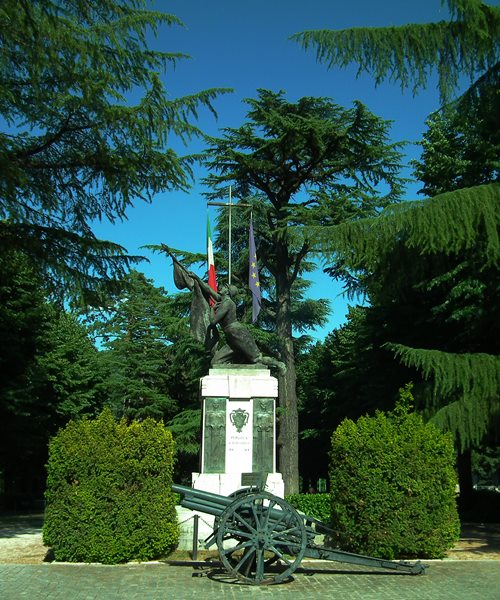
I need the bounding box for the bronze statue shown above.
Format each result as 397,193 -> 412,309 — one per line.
166,248 -> 284,372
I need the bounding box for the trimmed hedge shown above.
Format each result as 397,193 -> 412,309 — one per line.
329,385 -> 460,559
43,409 -> 178,563
286,494 -> 331,523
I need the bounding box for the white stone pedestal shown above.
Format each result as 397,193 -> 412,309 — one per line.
199,366 -> 280,477
191,472 -> 284,497
176,366 -> 284,551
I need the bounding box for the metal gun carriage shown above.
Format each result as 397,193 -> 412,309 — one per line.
172,482 -> 426,585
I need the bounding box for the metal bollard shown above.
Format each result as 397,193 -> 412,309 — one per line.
192,514 -> 199,560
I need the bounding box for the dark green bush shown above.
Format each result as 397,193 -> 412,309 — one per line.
286,494 -> 331,523
43,408 -> 178,563
329,385 -> 460,559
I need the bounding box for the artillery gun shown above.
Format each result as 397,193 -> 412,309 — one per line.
172,482 -> 426,585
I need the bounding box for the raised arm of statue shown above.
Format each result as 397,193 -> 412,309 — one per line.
187,271 -> 221,304
209,298 -> 230,326
164,247 -> 219,347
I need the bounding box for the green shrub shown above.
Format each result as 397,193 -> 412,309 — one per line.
286,494 -> 331,523
43,408 -> 178,563
329,384 -> 460,559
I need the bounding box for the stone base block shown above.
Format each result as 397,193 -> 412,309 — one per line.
192,472 -> 284,497
175,472 -> 285,550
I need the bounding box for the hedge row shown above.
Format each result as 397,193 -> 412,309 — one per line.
328,386 -> 460,559
285,493 -> 331,524
43,409 -> 178,564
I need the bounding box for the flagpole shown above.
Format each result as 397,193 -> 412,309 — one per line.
207,188 -> 251,285
228,186 -> 232,285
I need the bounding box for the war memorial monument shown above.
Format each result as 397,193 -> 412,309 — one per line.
167,250 -> 285,547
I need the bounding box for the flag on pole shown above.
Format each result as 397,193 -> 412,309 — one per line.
207,215 -> 217,302
249,215 -> 261,323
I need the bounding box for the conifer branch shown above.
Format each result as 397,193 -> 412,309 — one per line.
304,183 -> 500,270
291,1 -> 500,101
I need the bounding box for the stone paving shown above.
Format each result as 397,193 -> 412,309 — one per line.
1,515 -> 500,599
1,559 -> 500,600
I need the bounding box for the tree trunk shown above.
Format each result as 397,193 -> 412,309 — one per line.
457,449 -> 474,511
275,268 -> 299,495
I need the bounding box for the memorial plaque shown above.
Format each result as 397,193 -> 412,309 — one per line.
226,399 -> 252,473
203,397 -> 226,473
252,398 -> 274,473
197,367 -> 283,498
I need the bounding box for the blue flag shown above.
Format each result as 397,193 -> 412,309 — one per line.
248,216 -> 261,323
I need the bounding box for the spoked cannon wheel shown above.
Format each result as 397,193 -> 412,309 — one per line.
215,491 -> 307,585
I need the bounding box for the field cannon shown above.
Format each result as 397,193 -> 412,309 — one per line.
172,483 -> 426,585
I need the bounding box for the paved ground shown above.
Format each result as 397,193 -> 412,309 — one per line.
1,560 -> 500,600
1,515 -> 499,599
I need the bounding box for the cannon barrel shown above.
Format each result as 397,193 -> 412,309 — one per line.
173,484 -> 316,543
173,483 -> 301,525
172,483 -> 233,517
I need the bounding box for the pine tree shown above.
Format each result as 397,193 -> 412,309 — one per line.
291,0 -> 500,102
202,89 -> 405,493
91,271 -> 191,421
0,0 -> 225,305
306,183 -> 500,450
413,63 -> 499,196
292,0 -> 500,498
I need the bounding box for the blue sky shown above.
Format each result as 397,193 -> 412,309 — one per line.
93,0 -> 468,339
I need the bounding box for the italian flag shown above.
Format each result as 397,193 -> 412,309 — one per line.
207,215 -> 218,298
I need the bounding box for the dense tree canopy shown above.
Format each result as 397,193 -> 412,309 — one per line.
307,183 -> 499,447
413,63 -> 499,196
89,270 -> 205,421
293,0 -> 499,468
0,251 -> 103,507
0,0 -> 224,304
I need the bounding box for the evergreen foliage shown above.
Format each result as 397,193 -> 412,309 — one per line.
306,184 -> 500,270
88,270 -> 205,420
329,385 -> 460,559
0,251 -> 103,507
87,270 -> 208,477
43,409 -> 178,563
472,445 -> 500,486
413,63 -> 499,196
285,493 -> 331,523
0,0 -> 225,304
305,183 -> 500,451
291,0 -> 500,101
90,271 -> 180,421
293,0 -> 499,488
389,345 -> 500,449
202,89 -> 405,493
37,312 -> 104,419
296,305 -> 405,482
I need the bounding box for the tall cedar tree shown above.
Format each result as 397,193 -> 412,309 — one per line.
202,90 -> 404,493
306,184 -> 500,488
294,0 -> 499,495
291,0 -> 500,103
0,0 -> 225,305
